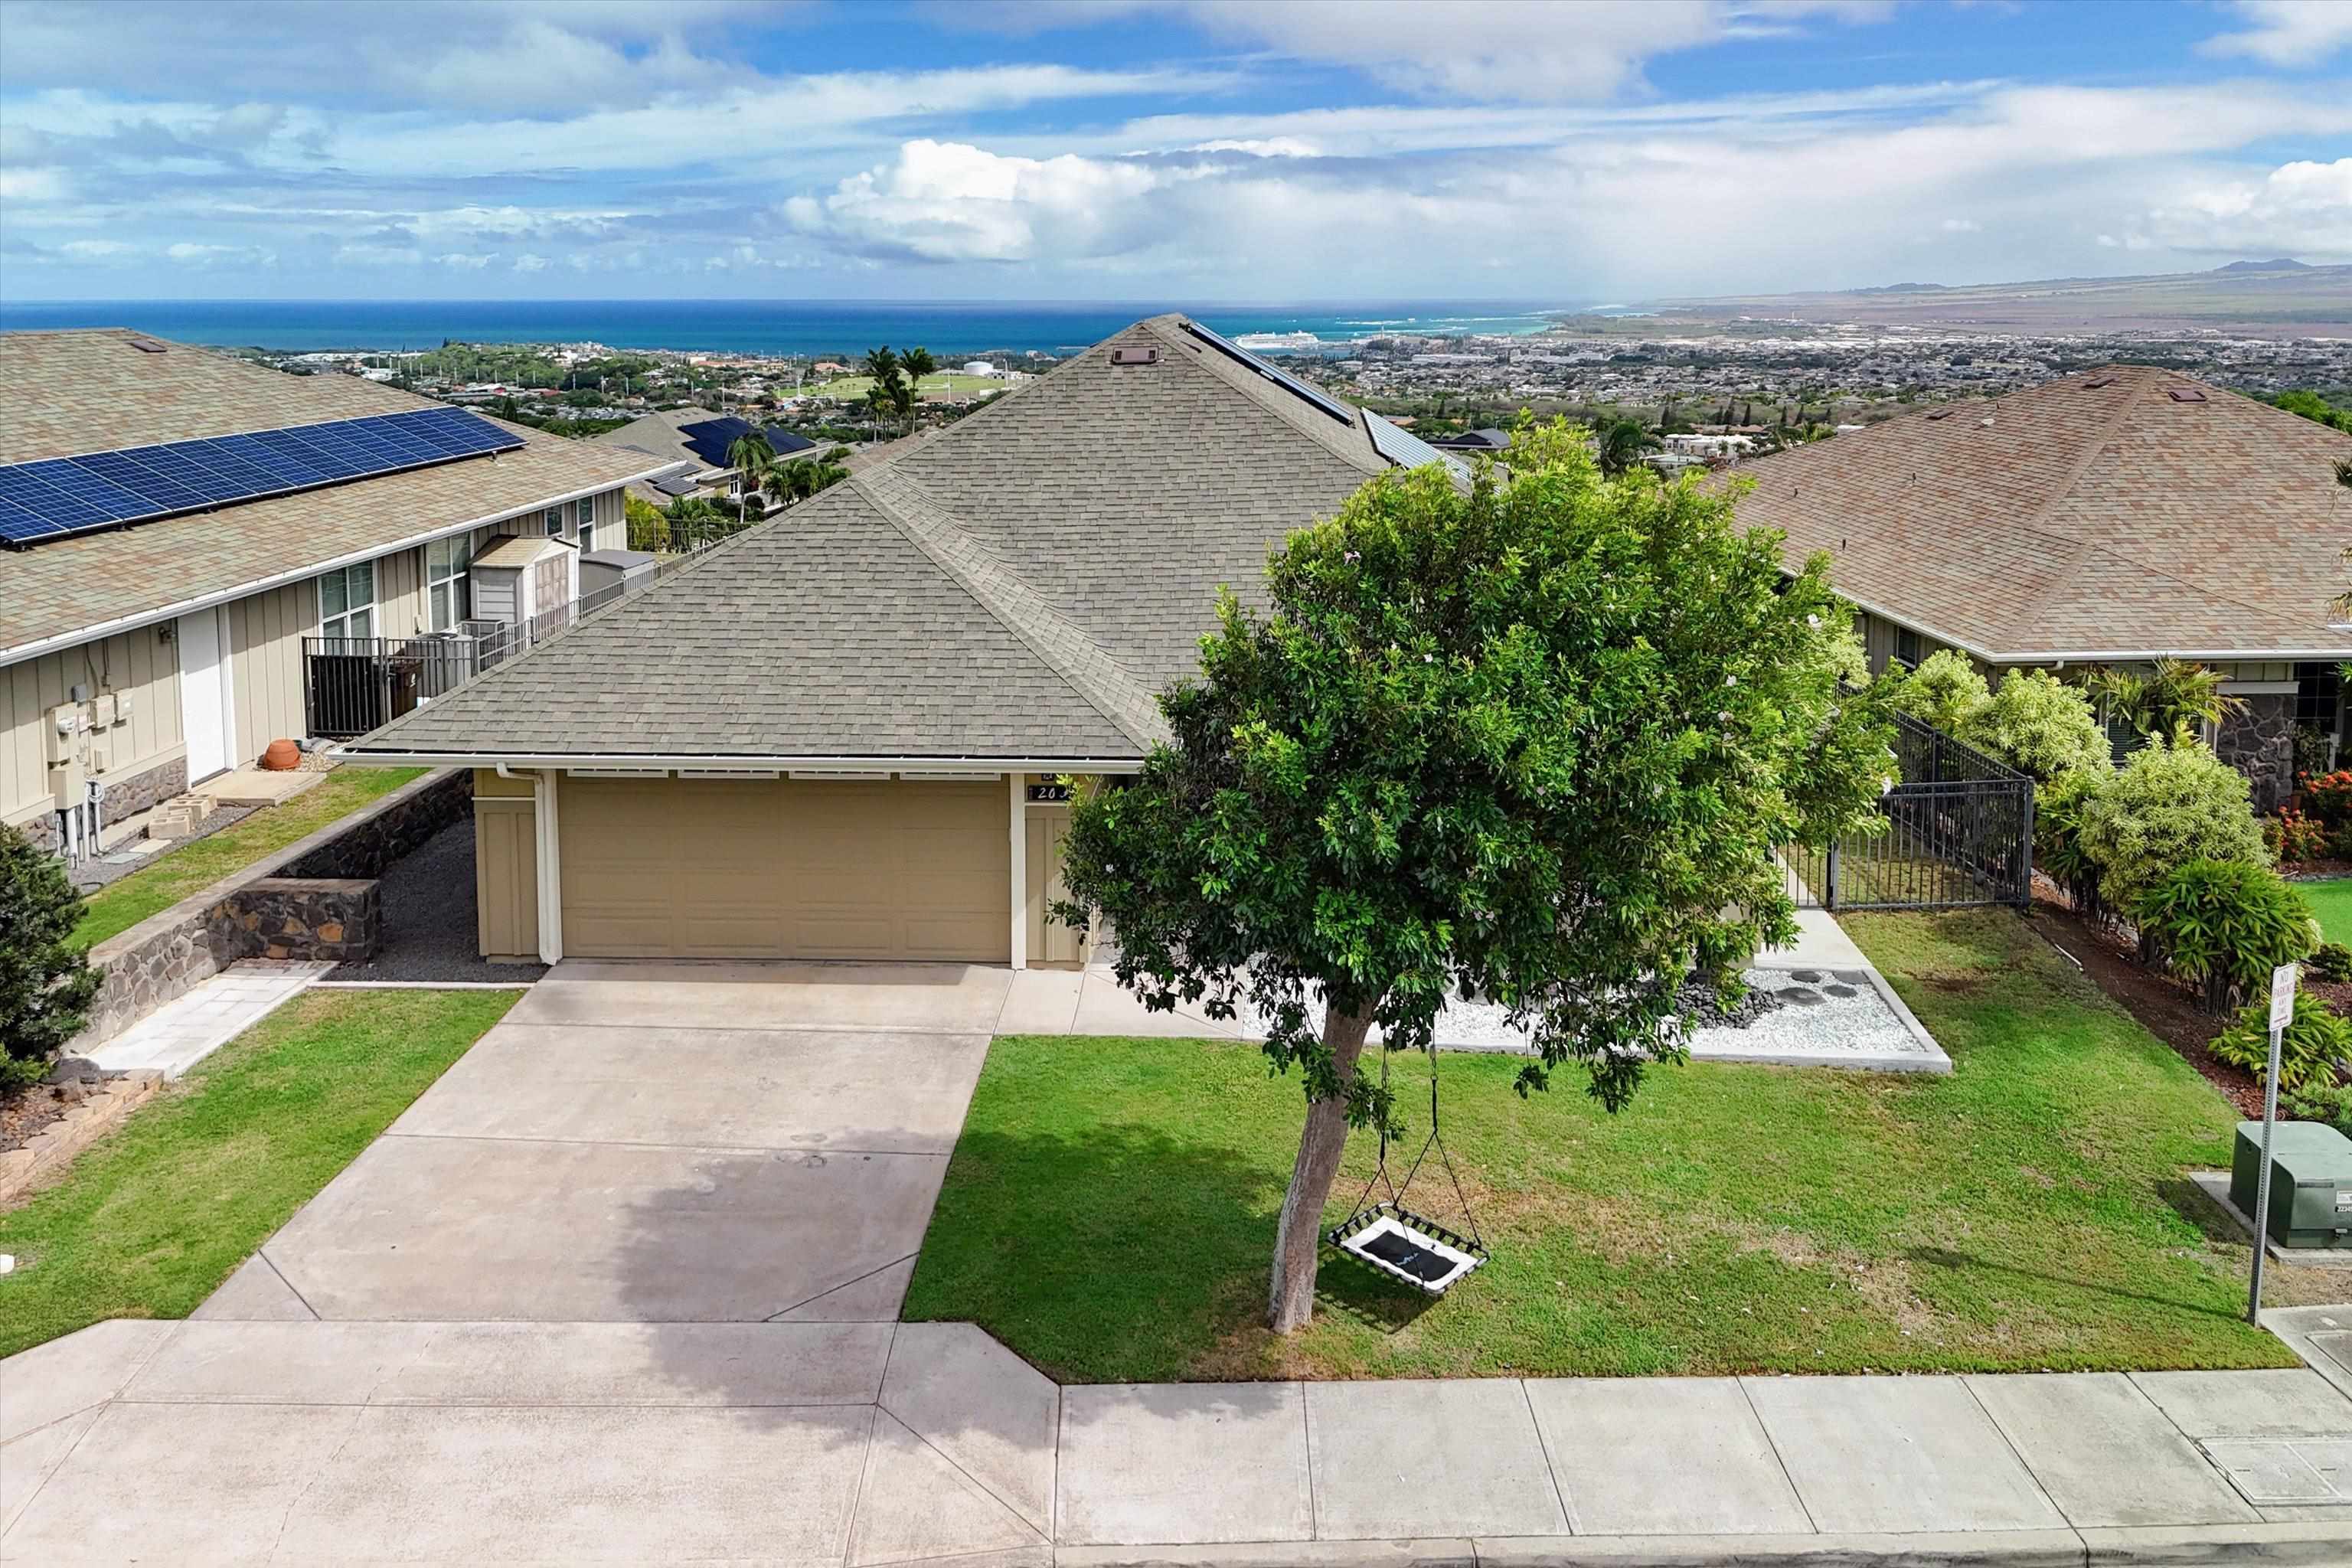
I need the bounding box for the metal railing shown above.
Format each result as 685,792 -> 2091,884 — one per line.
1784,710 -> 2036,912
302,579 -> 635,740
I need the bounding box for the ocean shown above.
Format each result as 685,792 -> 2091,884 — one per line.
0,299 -> 1579,358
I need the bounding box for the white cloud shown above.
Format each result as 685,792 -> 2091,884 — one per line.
787,138 -> 1185,263
2134,157 -> 2352,258
1939,217 -> 1981,233
58,238 -> 136,259
436,252 -> 496,269
333,242 -> 423,266
2202,1 -> 2352,68
0,166 -> 68,201
165,241 -> 276,267
512,253 -> 550,273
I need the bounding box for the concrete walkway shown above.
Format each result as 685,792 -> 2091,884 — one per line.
3,959 -> 2343,1563
83,959 -> 332,1080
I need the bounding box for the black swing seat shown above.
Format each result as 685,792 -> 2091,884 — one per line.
1328,1200 -> 1487,1295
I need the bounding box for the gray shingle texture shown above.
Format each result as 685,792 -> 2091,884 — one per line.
348,315 -> 1409,763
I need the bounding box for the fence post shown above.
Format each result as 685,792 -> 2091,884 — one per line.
2017,777 -> 2036,909
1825,840 -> 1841,911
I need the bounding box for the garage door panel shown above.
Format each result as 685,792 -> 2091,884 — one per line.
560,776 -> 1008,962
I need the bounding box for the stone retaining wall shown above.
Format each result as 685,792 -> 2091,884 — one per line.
226,878 -> 381,963
2217,693 -> 2297,816
75,767 -> 466,1048
14,753 -> 189,854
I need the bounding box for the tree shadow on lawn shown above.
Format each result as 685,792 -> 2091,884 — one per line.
900,1122 -> 1438,1383
1904,1242 -> 2246,1324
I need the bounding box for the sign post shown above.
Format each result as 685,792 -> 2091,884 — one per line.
2248,962 -> 2300,1325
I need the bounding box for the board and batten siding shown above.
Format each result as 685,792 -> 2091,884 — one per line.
472,766 -> 538,961
2,627 -> 186,830
228,581 -> 315,763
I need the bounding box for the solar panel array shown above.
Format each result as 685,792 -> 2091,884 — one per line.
678,417 -> 818,469
1365,410 -> 1472,482
0,405 -> 524,547
1180,321 -> 1360,426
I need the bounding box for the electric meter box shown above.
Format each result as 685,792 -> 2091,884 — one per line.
2232,1120 -> 2352,1249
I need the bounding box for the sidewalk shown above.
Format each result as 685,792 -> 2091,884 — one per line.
7,1315 -> 2348,1563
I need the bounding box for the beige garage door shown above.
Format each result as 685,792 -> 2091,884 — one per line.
559,776 -> 1009,961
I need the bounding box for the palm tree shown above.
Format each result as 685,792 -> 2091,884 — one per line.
725,430 -> 776,515
1593,416 -> 1660,476
2084,658 -> 2246,746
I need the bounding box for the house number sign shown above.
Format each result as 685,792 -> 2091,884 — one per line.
1026,783 -> 1072,802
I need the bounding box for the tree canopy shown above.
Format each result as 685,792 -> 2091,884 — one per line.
1054,418 -> 1894,1328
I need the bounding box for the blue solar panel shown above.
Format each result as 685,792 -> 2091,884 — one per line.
0,406 -> 524,547
1180,320 -> 1359,426
1365,410 -> 1472,482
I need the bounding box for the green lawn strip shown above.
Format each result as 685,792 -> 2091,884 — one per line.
0,987 -> 516,1357
72,766 -> 426,949
905,908 -> 2289,1382
2299,877 -> 2352,946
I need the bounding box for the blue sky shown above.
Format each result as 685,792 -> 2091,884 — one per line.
0,0 -> 2346,302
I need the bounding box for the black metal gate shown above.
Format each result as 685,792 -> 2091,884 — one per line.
1785,710 -> 2035,911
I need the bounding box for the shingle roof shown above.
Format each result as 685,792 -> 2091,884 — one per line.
0,329 -> 668,657
345,315 -> 1422,764
1733,366 -> 2352,661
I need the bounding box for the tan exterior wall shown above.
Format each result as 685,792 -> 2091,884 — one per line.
2,627 -> 186,830
475,795 -> 540,960
372,544 -> 428,639
228,581 -> 315,763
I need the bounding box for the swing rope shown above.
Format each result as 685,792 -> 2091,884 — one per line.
1336,1039 -> 1485,1253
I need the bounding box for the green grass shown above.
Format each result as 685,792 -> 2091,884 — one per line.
72,766 -> 425,949
807,372 -> 1003,402
0,988 -> 515,1357
903,910 -> 2294,1382
2300,877 -> 2352,946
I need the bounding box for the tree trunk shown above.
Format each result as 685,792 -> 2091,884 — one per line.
1267,1003 -> 1376,1334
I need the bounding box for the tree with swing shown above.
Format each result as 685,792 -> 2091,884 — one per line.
1054,417 -> 1896,1331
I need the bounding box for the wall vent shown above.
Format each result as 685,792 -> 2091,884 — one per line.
1109,345 -> 1159,367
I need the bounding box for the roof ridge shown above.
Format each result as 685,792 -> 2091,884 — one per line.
851,464 -> 1169,750
1139,317 -> 1388,479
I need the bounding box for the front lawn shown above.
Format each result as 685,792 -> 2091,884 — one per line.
903,909 -> 2293,1382
0,987 -> 515,1357
2301,877 -> 2352,946
73,765 -> 426,949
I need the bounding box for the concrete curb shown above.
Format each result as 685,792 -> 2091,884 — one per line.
1050,1521 -> 2352,1566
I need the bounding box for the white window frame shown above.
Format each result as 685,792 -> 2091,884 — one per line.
318,560 -> 377,641
577,492 -> 597,551
427,534 -> 472,631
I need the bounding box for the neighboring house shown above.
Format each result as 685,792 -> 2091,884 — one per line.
591,407 -> 818,511
1429,426 -> 1512,453
1733,365 -> 2352,808
338,315 -> 1467,969
0,328 -> 671,854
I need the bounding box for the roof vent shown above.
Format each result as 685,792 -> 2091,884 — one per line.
127,338 -> 168,354
1109,345 -> 1159,367
2082,374 -> 2115,389
1926,407 -> 1955,421
2168,387 -> 2207,403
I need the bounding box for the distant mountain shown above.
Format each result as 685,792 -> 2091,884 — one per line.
1641,260 -> 2350,335
2213,257 -> 2313,273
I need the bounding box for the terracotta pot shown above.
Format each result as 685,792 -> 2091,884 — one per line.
261,738 -> 301,772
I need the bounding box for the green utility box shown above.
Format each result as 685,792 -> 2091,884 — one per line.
2232,1121 -> 2352,1249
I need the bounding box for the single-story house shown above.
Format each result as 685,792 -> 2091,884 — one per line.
338,315 -> 1466,968
592,407 -> 820,511
0,329 -> 671,854
1732,366 -> 2352,808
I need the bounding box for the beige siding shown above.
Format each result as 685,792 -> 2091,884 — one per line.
374,544 -> 429,639
474,795 -> 540,960
229,581 -> 315,762
2,627 -> 186,828
473,764 -> 533,799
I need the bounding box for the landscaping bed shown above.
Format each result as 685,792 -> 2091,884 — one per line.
0,986 -> 517,1358
903,908 -> 2301,1383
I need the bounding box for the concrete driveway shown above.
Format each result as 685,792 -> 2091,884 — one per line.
226,959 -> 1016,1325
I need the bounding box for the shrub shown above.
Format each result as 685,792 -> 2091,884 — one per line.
2134,861 -> 2318,1014
2073,737 -> 2270,912
2303,769 -> 2352,830
1884,648 -> 1990,736
2035,769 -> 2105,918
2288,1080 -> 2352,1137
2212,991 -> 2352,1093
2265,808 -> 2331,864
1961,668 -> 2110,782
2310,942 -> 2352,983
0,823 -> 101,1089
